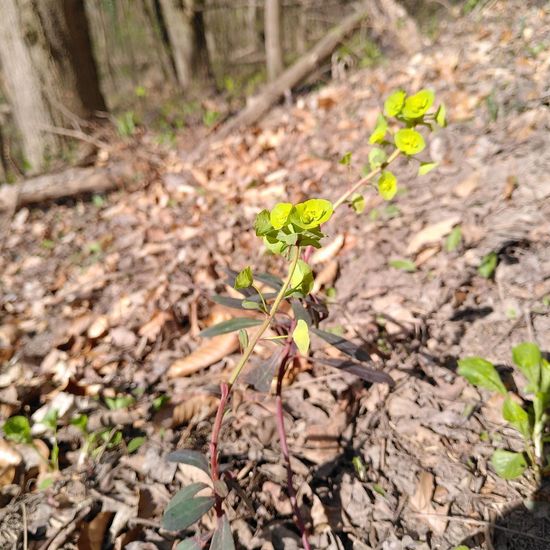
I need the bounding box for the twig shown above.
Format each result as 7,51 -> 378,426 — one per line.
275,342 -> 311,550
210,382 -> 230,518
39,125 -> 109,149
21,502 -> 28,550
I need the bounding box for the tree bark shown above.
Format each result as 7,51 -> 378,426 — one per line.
157,0 -> 211,90
0,0 -> 105,173
265,0 -> 284,82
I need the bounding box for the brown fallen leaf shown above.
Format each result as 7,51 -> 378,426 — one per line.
167,332 -> 239,378
406,216 -> 461,255
310,234 -> 345,264
78,511 -> 113,550
0,438 -> 22,487
503,175 -> 517,201
87,315 -> 109,339
312,260 -> 339,294
409,471 -> 449,535
453,172 -> 479,198
138,310 -> 173,341
172,394 -> 219,427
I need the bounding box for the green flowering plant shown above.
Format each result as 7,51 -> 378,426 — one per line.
459,342 -> 550,481
163,89 -> 446,549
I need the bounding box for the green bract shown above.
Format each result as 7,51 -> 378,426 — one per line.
369,114 -> 388,144
378,171 -> 397,200
394,128 -> 426,155
270,203 -> 293,229
435,103 -> 447,127
292,319 -> 310,355
292,199 -> 333,229
384,90 -> 406,117
254,209 -> 272,236
288,259 -> 314,297
235,266 -> 253,289
402,89 -> 435,120
368,147 -> 387,170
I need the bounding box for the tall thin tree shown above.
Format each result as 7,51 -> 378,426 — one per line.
265,0 -> 284,82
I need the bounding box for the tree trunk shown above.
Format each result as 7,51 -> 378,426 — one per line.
265,0 -> 284,81
157,0 -> 211,91
0,0 -> 105,173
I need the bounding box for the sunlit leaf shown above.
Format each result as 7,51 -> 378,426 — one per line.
127,436 -> 145,453
368,147 -> 387,170
502,397 -> 531,439
234,267 -> 253,290
3,416 -> 32,444
292,199 -> 334,229
350,193 -> 365,213
395,128 -> 426,155
402,89 -> 435,120
378,171 -> 397,200
288,260 -> 314,297
445,226 -> 462,252
457,357 -> 507,395
270,203 -> 293,229
384,90 -> 406,117
491,449 -> 527,479
478,252 -> 498,278
389,258 -> 416,272
512,342 -> 541,389
292,320 -> 310,355
369,114 -> 388,144
435,103 -> 447,127
418,161 -> 438,176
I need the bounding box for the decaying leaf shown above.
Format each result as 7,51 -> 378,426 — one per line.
310,234 -> 345,264
138,311 -> 173,341
78,511 -> 114,550
167,333 -> 239,378
406,216 -> 461,255
172,395 -> 219,427
0,438 -> 22,487
409,471 -> 449,535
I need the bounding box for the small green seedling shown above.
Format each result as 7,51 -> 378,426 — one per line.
163,89 -> 446,548
458,342 -> 550,480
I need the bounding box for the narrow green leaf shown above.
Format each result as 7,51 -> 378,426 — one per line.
478,251 -> 498,278
389,258 -> 416,272
199,318 -> 263,338
238,329 -> 249,350
234,266 -> 253,290
445,226 -> 462,252
167,450 -> 210,475
457,357 -> 507,395
210,515 -> 235,550
292,320 -> 310,355
512,342 -> 541,388
491,449 -> 527,479
418,161 -> 438,176
176,538 -> 201,550
502,397 -> 531,439
127,436 -> 145,453
254,209 -> 272,236
163,483 -> 215,531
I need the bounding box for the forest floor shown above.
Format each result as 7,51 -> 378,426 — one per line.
1,2 -> 550,549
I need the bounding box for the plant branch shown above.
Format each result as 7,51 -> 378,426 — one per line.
333,149 -> 401,210
228,246 -> 301,386
210,382 -> 230,517
275,348 -> 311,550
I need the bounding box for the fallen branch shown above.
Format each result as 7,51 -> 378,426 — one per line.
0,161 -> 133,211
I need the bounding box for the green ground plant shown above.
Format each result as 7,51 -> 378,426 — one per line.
162,89 -> 446,549
458,342 -> 550,480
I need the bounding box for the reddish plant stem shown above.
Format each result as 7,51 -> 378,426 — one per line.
209,382 -> 230,518
275,349 -> 311,550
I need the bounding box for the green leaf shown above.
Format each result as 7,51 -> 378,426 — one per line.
453,546 -> 470,550
200,318 -> 263,338
350,193 -> 365,214
457,357 -> 507,395
3,416 -> 32,444
238,329 -> 249,350
478,251 -> 498,278
167,449 -> 210,475
512,342 -> 541,389
292,199 -> 334,229
540,358 -> 550,394
418,161 -> 438,176
369,114 -> 388,144
38,477 -> 55,491
502,397 -> 531,439
389,258 -> 416,272
234,266 -> 253,290
435,103 -> 447,127
70,414 -> 88,433
394,128 -> 426,155
402,89 -> 435,120
105,395 -> 135,411
339,152 -> 352,165
292,320 -> 310,355
384,90 -> 406,117
445,226 -> 462,252
254,209 -> 272,236
369,147 -> 387,170
491,449 -> 527,479
210,515 -> 235,550
270,203 -> 293,229
42,409 -> 59,432
263,236 -> 286,255
377,171 -> 397,200
163,483 -> 215,531
288,259 -> 314,297
127,436 -> 145,453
